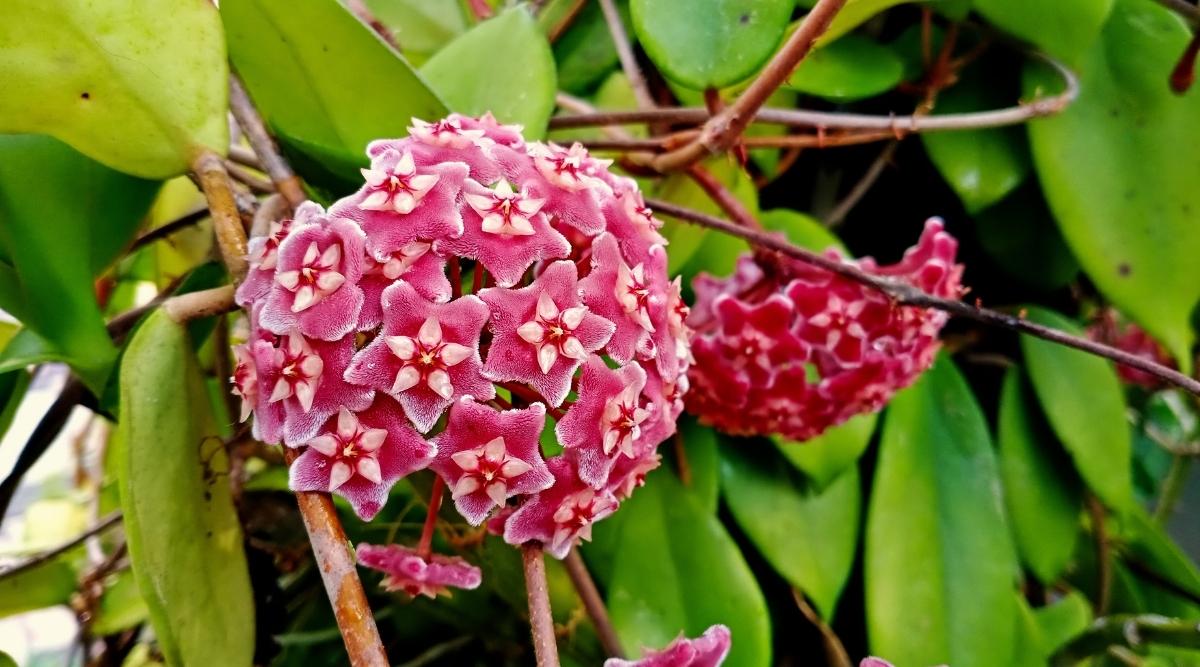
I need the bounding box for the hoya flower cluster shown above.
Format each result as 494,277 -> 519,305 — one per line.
232,114 -> 690,565
686,219 -> 963,441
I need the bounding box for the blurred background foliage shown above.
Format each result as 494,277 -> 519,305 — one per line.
1,0 -> 1200,665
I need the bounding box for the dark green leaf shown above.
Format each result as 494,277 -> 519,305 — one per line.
608,466 -> 771,667
1120,508 -> 1200,603
0,0 -> 228,178
786,34 -> 903,101
91,570 -> 150,636
974,182 -> 1079,290
1019,306 -> 1132,512
363,0 -> 466,64
679,417 -> 720,514
631,0 -> 793,89
922,67 -> 1030,213
552,0 -> 627,95
0,559 -> 76,619
421,8 -> 556,137
997,367 -> 1083,584
0,368 -> 30,439
118,310 -> 255,665
866,356 -> 1019,666
721,444 -> 860,618
1025,0 -> 1200,368
973,0 -> 1113,64
223,0 -> 447,188
776,412 -> 876,490
0,135 -> 159,394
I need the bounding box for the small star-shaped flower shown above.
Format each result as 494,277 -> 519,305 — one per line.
604,624 -> 732,667
579,233 -> 668,363
289,401 -> 435,520
478,261 -> 615,407
495,141 -> 609,236
503,457 -> 619,559
230,343 -> 258,423
558,355 -> 650,488
257,212 -> 366,341
409,116 -> 487,149
359,150 -> 439,214
357,240 -> 451,329
602,189 -> 667,262
356,543 -> 482,599
236,204 -> 310,308
344,281 -> 493,432
713,293 -> 808,385
437,178 -> 570,287
430,398 -> 553,525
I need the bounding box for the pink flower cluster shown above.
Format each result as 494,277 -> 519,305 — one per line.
606,625 -> 731,667
1087,310 -> 1176,390
231,114 -> 689,562
686,219 -> 963,441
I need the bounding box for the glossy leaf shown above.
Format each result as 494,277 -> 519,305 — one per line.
552,0 -> 627,94
91,570 -> 151,636
223,0 -> 447,188
608,466 -> 771,667
0,0 -> 228,178
421,8 -> 556,137
1025,0 -> 1200,369
679,417 -> 720,514
776,412 -> 876,490
1019,306 -> 1132,512
786,34 -> 904,101
1035,590 -> 1092,655
363,0 -> 466,64
997,367 -> 1082,584
0,558 -> 76,619
0,135 -> 159,394
973,0 -> 1113,63
866,356 -> 1019,667
974,182 -> 1079,290
1121,508 -> 1200,602
760,209 -> 843,253
921,66 -> 1030,213
722,444 -> 860,618
631,0 -> 793,89
118,310 -> 255,666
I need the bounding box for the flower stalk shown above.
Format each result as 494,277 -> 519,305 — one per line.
523,543 -> 561,667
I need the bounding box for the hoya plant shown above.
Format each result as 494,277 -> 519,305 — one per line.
1,0 -> 1199,666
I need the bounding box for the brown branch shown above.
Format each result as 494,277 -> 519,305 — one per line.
563,550 -> 624,659
645,198 -> 1200,396
650,0 -> 848,171
597,0 -> 656,110
549,55 -> 1079,135
224,160 -> 275,194
792,590 -> 852,667
228,77 -> 307,209
523,544 -> 561,667
284,449 -> 390,667
227,144 -> 262,170
192,152 -> 249,282
128,208 -> 209,252
0,512 -> 122,582
687,165 -> 760,229
163,286 -> 237,323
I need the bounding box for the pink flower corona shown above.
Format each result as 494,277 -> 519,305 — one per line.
604,624 -> 732,667
233,113 -> 690,556
686,219 -> 963,441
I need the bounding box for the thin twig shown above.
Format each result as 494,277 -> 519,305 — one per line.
523,544 -> 561,667
597,0 -> 655,110
129,208 -> 209,252
227,144 -> 262,170
1088,496 -> 1112,616
563,550 -> 624,659
545,0 -> 589,43
192,152 -> 249,281
687,165 -> 760,229
549,55 -> 1078,135
792,590 -> 852,667
650,0 -> 849,171
225,160 -> 276,194
823,141 -> 900,226
163,286 -> 237,324
644,199 -> 1200,396
416,476 -> 446,560
0,512 -> 122,582
228,77 -> 307,209
1051,615 -> 1200,666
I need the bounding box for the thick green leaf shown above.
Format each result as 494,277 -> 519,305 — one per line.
1019,306 -> 1132,512
759,209 -> 843,253
607,467 -> 771,667
866,356 -> 1019,667
91,571 -> 151,636
1035,590 -> 1092,655
974,182 -> 1079,290
721,444 -> 860,619
0,135 -> 159,394
118,310 -> 254,666
631,0 -> 793,89
776,412 -> 876,490
0,558 -> 76,619
552,0 -> 627,95
786,34 -> 903,101
997,367 -> 1083,584
1025,0 -> 1200,369
223,0 -> 447,187
0,369 -> 30,439
421,8 -> 556,137
679,417 -> 720,514
922,67 -> 1030,214
0,0 -> 227,178
1120,508 -> 1200,602
973,0 -> 1113,64
364,0 -> 466,64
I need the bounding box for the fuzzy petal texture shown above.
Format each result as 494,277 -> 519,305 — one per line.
558,356 -> 650,488
579,233 -> 669,363
289,400 -> 435,520
344,281 -> 492,432
604,625 -> 732,667
430,398 -> 553,525
357,242 -> 451,329
479,260 -> 615,407
502,457 -> 619,559
356,543 -> 482,598
258,217 -> 367,341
